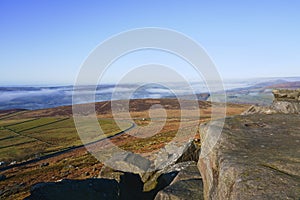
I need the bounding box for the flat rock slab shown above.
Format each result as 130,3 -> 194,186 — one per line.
198,114 -> 300,200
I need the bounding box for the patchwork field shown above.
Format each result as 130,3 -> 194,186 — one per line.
0,115 -> 132,163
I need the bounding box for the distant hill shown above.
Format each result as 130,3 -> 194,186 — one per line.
265,81 -> 300,89
12,98 -> 213,118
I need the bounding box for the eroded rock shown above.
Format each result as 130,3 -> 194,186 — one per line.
144,140 -> 201,192
198,114 -> 300,200
154,142 -> 191,170
143,161 -> 196,192
243,89 -> 300,115
105,151 -> 151,177
273,89 -> 300,101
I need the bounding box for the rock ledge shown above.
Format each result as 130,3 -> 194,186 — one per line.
198,114 -> 300,200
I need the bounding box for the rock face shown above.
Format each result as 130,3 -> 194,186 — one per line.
243,89 -> 300,115
272,89 -> 300,101
198,114 -> 300,200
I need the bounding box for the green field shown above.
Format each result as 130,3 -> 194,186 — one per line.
6,117 -> 64,132
0,115 -> 131,162
0,128 -> 18,140
0,118 -> 35,127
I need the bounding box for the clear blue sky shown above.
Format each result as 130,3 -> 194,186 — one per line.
0,0 -> 299,85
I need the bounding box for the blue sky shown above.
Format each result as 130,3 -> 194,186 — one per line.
0,0 -> 299,85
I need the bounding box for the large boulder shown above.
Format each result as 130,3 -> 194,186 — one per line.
271,100 -> 300,114
104,151 -> 151,177
272,89 -> 300,101
243,89 -> 300,115
198,114 -> 300,200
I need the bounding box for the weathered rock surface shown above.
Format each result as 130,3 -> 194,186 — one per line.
155,162 -> 203,200
271,100 -> 300,114
198,114 -> 300,200
272,89 -> 300,101
144,140 -> 201,192
105,151 -> 151,177
143,161 -> 197,192
243,89 -> 300,115
98,165 -> 125,182
154,140 -> 198,170
242,105 -> 277,115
